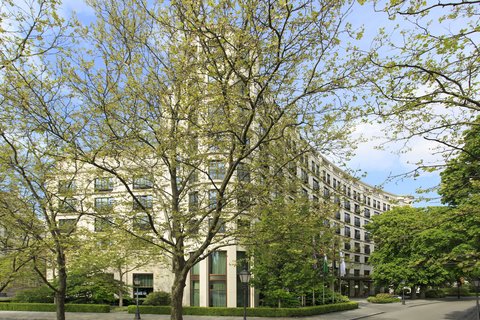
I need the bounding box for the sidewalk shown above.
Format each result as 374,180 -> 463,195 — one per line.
0,298 -> 475,320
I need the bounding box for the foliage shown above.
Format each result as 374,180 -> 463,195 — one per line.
143,291 -> 171,306
424,289 -> 445,298
128,302 -> 358,316
367,293 -> 400,304
65,272 -> 127,305
366,206 -> 461,288
12,286 -> 55,303
246,198 -> 337,308
443,287 -> 472,296
358,0 -> 480,164
0,303 -> 110,313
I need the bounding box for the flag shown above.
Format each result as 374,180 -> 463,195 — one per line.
323,255 -> 329,274
339,251 -> 346,277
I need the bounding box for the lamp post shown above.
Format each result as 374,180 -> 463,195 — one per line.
401,281 -> 406,305
238,268 -> 251,320
133,278 -> 141,320
473,279 -> 480,320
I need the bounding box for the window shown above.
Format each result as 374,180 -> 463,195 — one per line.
333,178 -> 337,189
364,245 -> 371,254
344,200 -> 351,211
301,188 -> 309,197
354,242 -> 361,253
209,251 -> 227,307
354,255 -> 360,262
364,257 -> 369,264
58,219 -> 76,233
58,180 -> 76,194
347,187 -> 351,197
312,179 -> 319,191
209,160 -> 225,180
133,274 -> 154,298
59,198 -> 78,212
364,208 -> 371,218
133,176 -> 153,189
236,251 -> 250,307
94,216 -> 113,232
94,197 -> 114,212
189,192 -> 199,212
190,262 -> 200,306
323,187 -> 330,198
354,229 -> 361,240
237,163 -> 250,182
383,203 -> 387,211
364,270 -> 370,276
335,211 -> 341,220
354,217 -> 361,227
94,177 -> 114,192
209,190 -> 218,209
354,269 -> 360,277
301,169 -> 308,183
132,195 -> 153,211
344,242 -> 351,250
344,213 -> 351,224
133,213 -> 150,230
354,204 -> 360,214
326,173 -> 331,185
334,195 -> 341,205
344,226 -> 351,237
237,191 -> 250,210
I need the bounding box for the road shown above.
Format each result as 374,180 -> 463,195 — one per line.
0,298 -> 477,320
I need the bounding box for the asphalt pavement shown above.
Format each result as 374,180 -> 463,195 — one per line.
0,298 -> 477,320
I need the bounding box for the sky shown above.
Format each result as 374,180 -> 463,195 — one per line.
55,0 -> 447,207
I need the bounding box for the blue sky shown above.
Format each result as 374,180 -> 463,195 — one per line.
57,0 -> 446,207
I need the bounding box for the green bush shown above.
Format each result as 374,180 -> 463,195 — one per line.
127,301 -> 358,316
143,291 -> 171,306
425,289 -> 446,298
443,287 -> 471,296
367,293 -> 400,304
12,286 -> 54,303
0,303 -> 110,313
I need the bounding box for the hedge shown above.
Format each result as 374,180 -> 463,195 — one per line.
0,303 -> 110,313
367,294 -> 401,304
127,302 -> 358,317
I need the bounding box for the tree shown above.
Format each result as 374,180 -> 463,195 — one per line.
366,206 -> 462,296
53,1 -> 365,319
357,0 -> 480,172
1,2 -> 77,318
245,198 -> 336,307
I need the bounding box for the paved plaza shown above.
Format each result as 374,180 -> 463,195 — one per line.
0,298 -> 477,320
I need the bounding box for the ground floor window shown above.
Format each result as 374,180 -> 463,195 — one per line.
133,273 -> 153,298
236,251 -> 250,307
209,251 -> 226,307
190,261 -> 200,306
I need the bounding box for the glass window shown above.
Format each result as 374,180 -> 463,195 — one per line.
236,251 -> 250,307
354,229 -> 361,240
58,219 -> 76,233
59,198 -> 78,212
133,176 -> 153,189
209,251 -> 227,307
94,177 -> 114,191
94,197 -> 114,212
344,226 -> 351,237
237,163 -> 250,182
189,192 -> 199,212
344,213 -> 351,224
190,261 -> 200,307
354,217 -> 361,227
209,160 -> 225,180
133,195 -> 153,211
133,273 -> 153,298
133,213 -> 150,230
209,190 -> 218,209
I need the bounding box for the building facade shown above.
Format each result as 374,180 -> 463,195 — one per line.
53,149 -> 412,307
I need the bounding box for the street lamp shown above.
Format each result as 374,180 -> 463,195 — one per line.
401,281 -> 406,305
473,279 -> 480,320
238,268 -> 251,320
133,278 -> 141,320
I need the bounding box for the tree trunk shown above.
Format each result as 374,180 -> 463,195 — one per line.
56,251 -> 67,320
171,273 -> 187,320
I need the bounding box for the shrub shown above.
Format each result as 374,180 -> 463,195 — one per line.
12,286 -> 54,303
127,301 -> 358,316
443,287 -> 471,296
367,293 -> 400,304
425,289 -> 446,298
143,291 -> 171,306
0,303 -> 110,313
